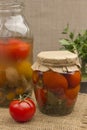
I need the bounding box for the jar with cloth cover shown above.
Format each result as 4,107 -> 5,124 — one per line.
32,51 -> 81,115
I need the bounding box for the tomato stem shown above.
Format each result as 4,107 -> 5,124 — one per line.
19,95 -> 23,100
13,94 -> 34,104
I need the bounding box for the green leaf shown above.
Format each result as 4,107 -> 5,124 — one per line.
62,24 -> 69,34
69,32 -> 74,40
59,39 -> 70,45
59,24 -> 87,74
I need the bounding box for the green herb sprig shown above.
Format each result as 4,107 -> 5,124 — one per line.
59,24 -> 87,75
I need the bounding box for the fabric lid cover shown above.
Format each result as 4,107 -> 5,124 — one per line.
32,51 -> 81,73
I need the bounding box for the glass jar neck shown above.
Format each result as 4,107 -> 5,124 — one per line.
0,0 -> 24,14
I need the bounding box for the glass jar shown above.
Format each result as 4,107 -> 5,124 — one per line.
32,51 -> 81,116
0,0 -> 33,107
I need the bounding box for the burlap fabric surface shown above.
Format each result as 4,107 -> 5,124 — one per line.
0,93 -> 87,130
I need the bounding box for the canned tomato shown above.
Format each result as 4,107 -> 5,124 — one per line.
32,51 -> 81,115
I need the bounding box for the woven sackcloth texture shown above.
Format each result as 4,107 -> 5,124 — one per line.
0,93 -> 87,130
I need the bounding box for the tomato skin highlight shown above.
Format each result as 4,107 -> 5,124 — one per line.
9,98 -> 36,122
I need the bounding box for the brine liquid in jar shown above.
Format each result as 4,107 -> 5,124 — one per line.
0,1 -> 33,107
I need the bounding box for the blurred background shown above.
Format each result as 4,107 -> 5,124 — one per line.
19,0 -> 87,61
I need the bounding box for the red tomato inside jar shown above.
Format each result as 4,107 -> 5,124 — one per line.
32,51 -> 81,116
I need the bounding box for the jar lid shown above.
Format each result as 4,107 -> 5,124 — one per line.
32,51 -> 81,73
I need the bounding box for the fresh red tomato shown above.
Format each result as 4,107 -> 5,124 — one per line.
6,39 -> 31,60
9,98 -> 36,122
